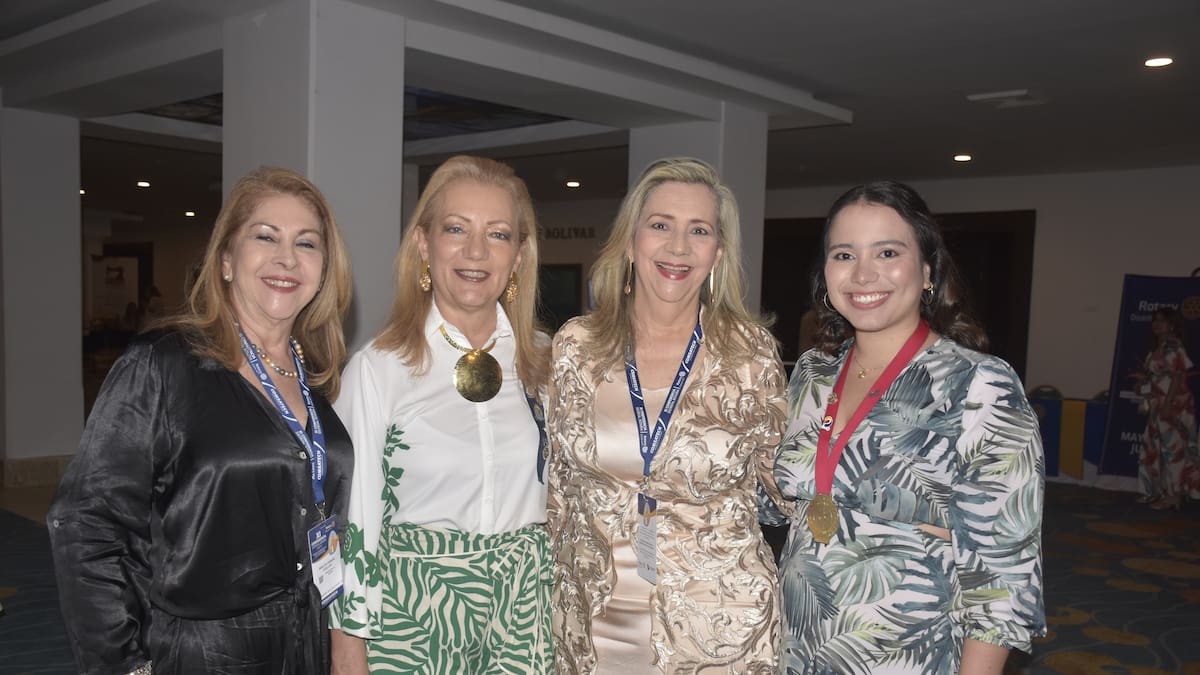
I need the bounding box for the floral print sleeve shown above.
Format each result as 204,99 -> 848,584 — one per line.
949,357 -> 1046,651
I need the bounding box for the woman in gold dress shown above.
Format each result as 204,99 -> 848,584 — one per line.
546,157 -> 788,673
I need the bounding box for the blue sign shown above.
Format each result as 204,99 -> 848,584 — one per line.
1100,275 -> 1200,477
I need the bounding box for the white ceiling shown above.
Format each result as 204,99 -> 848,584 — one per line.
2,0 -> 1198,208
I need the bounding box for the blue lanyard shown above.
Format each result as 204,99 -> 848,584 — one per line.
238,332 -> 328,511
624,317 -> 703,477
525,390 -> 548,484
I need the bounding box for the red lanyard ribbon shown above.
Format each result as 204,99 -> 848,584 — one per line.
815,321 -> 930,494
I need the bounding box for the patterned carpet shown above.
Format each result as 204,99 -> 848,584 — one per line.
1014,482 -> 1200,674
0,483 -> 1196,673
0,509 -> 73,674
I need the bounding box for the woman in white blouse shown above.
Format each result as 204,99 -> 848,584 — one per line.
330,155 -> 552,673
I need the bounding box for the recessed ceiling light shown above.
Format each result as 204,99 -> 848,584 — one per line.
1144,57 -> 1173,68
566,180 -> 581,188
79,188 -> 86,195
185,211 -> 196,217
136,180 -> 151,188
953,154 -> 973,162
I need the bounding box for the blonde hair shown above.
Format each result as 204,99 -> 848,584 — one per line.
161,166 -> 353,399
583,157 -> 769,374
374,155 -> 550,392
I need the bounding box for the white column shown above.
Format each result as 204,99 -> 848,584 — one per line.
628,103 -> 768,312
0,106 -> 82,482
223,0 -> 407,348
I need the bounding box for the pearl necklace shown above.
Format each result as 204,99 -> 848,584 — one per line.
253,337 -> 305,379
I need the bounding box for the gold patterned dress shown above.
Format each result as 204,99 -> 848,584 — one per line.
546,317 -> 787,674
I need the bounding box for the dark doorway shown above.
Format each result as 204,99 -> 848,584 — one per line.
761,210 -> 1035,379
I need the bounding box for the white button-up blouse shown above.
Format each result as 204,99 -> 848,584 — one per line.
330,302 -> 546,638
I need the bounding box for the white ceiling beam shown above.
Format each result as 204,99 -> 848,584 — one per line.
404,18 -> 726,123
0,0 -> 160,58
404,120 -> 622,159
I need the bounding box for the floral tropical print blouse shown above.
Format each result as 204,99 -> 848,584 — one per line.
771,338 -> 1046,674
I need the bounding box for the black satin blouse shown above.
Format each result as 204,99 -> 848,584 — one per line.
48,330 -> 353,674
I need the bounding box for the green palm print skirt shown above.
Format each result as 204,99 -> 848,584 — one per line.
366,522 -> 553,674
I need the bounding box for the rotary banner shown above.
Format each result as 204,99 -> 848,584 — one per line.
1100,274 -> 1200,479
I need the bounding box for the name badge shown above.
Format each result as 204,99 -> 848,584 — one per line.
308,515 -> 344,607
635,493 -> 657,585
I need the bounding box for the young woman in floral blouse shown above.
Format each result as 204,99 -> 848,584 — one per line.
771,180 -> 1046,674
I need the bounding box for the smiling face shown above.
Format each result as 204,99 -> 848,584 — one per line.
824,201 -> 931,341
221,193 -> 325,336
626,181 -> 723,312
416,179 -> 522,329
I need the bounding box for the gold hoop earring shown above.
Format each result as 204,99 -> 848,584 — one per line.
419,262 -> 432,293
623,260 -> 634,296
823,292 -> 835,311
505,272 -> 519,303
922,281 -> 935,305
707,270 -> 715,302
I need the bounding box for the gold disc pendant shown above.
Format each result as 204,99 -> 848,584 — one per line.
807,492 -> 839,544
453,349 -> 502,402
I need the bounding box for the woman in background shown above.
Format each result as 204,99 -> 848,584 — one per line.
330,155 -> 552,674
773,180 -> 1045,674
547,157 -> 787,673
49,167 -> 354,674
1136,306 -> 1199,509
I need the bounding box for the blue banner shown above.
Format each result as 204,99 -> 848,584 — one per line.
1100,275 -> 1200,476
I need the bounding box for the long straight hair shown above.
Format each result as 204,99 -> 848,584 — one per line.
374,155 -> 550,392
583,157 -> 769,376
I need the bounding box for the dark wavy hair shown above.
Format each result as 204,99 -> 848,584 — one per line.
810,180 -> 988,355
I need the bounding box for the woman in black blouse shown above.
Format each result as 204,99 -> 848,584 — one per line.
48,167 -> 354,674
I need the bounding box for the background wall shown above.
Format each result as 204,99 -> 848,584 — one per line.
766,164 -> 1200,399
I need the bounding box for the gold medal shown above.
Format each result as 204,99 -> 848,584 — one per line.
453,349 -> 502,402
439,324 -> 502,402
807,492 -> 839,544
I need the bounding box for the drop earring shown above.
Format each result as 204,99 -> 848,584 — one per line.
505,272 -> 518,303
419,262 -> 432,292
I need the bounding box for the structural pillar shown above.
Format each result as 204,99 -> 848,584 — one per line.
223,0 -> 407,347
0,106 -> 83,485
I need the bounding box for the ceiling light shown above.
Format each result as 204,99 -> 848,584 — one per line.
185,211 -> 196,217
565,180 -> 581,188
79,188 -> 86,195
136,180 -> 151,188
1144,57 -> 1173,68
953,154 -> 972,162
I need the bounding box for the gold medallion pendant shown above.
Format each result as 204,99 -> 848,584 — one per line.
807,492 -> 839,544
440,324 -> 503,402
453,349 -> 502,402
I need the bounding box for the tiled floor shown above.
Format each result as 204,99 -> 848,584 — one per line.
0,485 -> 55,525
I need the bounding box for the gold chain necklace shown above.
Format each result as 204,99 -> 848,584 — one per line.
438,324 -> 502,402
854,354 -> 881,379
254,337 -> 305,378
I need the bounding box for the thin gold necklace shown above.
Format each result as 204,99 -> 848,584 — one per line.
853,353 -> 881,379
438,324 -> 502,402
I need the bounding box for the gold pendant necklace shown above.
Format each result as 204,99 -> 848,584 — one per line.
438,324 -> 502,402
854,355 -> 879,379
